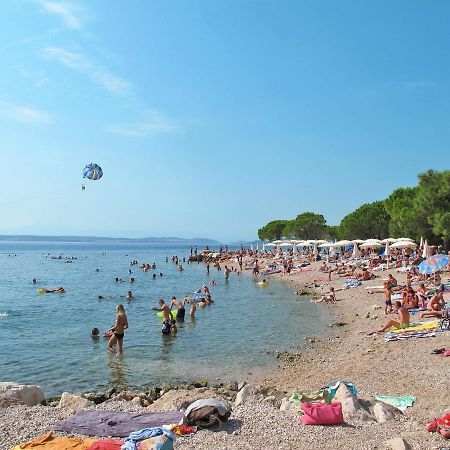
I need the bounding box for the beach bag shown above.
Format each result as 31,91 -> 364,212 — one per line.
300,402 -> 344,425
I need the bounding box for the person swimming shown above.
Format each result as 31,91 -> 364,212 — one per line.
125,291 -> 133,299
91,327 -> 100,339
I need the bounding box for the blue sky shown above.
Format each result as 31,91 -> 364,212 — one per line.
0,1 -> 449,242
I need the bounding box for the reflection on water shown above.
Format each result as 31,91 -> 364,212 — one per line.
107,354 -> 128,392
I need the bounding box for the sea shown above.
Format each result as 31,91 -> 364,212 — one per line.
0,242 -> 328,397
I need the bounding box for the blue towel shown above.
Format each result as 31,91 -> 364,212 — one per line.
323,381 -> 357,400
121,427 -> 175,450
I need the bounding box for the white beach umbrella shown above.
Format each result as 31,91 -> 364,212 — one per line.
396,237 -> 414,242
313,243 -> 318,255
363,239 -> 382,244
385,241 -> 391,256
265,243 -> 276,247
315,240 -> 328,245
360,242 -> 383,249
381,238 -> 397,244
250,244 -> 254,251
391,240 -> 417,249
279,242 -> 293,248
332,240 -> 353,247
352,243 -> 361,258
273,240 -> 284,244
352,239 -> 365,244
422,240 -> 431,258
419,236 -> 424,248
319,242 -> 333,248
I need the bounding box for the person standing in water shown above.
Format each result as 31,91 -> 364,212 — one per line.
108,304 -> 128,355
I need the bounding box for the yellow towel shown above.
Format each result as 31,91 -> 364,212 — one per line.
391,321 -> 440,333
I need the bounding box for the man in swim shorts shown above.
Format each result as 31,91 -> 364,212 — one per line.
376,301 -> 410,333
152,299 -> 173,334
170,296 -> 185,320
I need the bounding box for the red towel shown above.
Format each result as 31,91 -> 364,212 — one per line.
85,439 -> 124,450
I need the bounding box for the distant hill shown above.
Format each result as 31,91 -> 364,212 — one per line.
0,235 -> 221,245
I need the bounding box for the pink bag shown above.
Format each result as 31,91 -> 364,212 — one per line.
300,402 -> 344,425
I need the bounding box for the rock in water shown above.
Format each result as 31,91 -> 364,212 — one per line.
384,437 -> 411,450
0,382 -> 44,406
333,384 -> 374,423
59,392 -> 94,411
235,385 -> 251,407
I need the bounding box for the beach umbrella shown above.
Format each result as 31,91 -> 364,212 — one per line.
332,240 -> 353,247
385,241 -> 391,256
273,240 -> 284,244
352,244 -> 361,258
390,240 -> 417,249
319,242 -> 333,248
279,242 -> 293,248
418,254 -> 449,274
352,239 -> 365,244
419,236 -> 424,248
313,243 -> 318,255
381,238 -> 397,244
360,242 -> 383,249
265,243 -> 276,247
396,237 -> 414,242
421,240 -> 431,259
363,239 -> 382,244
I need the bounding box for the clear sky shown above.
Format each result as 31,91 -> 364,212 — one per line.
0,1 -> 449,242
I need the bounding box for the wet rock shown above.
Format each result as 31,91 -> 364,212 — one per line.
192,380 -> 208,388
131,396 -> 141,405
82,392 -> 107,404
59,392 -> 94,411
114,390 -> 136,402
224,381 -> 239,392
328,322 -> 347,327
0,382 -> 45,407
384,437 -> 411,450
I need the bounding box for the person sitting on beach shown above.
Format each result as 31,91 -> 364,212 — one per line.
427,285 -> 446,311
386,274 -> 397,288
108,304 -> 128,354
402,287 -> 418,309
125,290 -> 133,300
356,268 -> 373,281
376,301 -> 410,333
170,296 -> 186,320
420,304 -> 449,319
184,296 -> 196,317
317,287 -> 336,304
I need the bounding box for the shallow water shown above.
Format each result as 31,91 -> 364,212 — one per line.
0,242 -> 327,396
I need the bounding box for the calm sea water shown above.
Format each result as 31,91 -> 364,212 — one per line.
0,242 -> 327,396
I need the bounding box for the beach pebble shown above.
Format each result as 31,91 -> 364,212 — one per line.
235,385 -> 251,407
59,392 -> 94,411
373,402 -> 396,423
333,384 -> 374,423
0,382 -> 44,407
384,436 -> 411,450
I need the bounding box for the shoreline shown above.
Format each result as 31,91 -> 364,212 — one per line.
2,256 -> 449,449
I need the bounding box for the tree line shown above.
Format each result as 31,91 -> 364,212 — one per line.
257,170 -> 450,249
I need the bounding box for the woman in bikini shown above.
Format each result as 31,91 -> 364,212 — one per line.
108,304 -> 129,355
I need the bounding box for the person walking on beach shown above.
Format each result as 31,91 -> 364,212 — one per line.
384,282 -> 393,314
108,304 -> 128,355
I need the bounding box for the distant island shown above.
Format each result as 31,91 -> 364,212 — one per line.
0,235 -> 221,245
